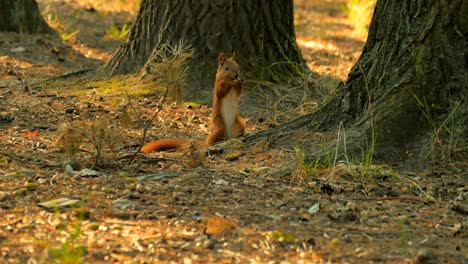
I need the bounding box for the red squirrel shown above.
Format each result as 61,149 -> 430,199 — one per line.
141,52 -> 245,153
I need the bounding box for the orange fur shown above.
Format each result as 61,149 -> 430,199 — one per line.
206,52 -> 245,145
142,52 -> 245,153
140,139 -> 191,153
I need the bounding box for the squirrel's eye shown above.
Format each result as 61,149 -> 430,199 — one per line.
224,67 -> 229,71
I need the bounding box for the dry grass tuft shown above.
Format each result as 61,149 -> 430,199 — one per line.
141,40 -> 193,106
180,142 -> 207,169
56,119 -> 124,167
414,96 -> 466,164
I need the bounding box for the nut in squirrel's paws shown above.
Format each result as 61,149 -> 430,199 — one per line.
234,78 -> 246,86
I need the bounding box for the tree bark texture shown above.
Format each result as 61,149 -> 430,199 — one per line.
250,0 -> 467,160
320,0 -> 466,155
0,0 -> 53,34
103,0 -> 306,89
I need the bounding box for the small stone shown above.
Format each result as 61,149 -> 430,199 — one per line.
68,160 -> 81,171
12,188 -> 28,197
114,212 -> 132,220
343,234 -> 352,243
136,184 -> 145,193
11,46 -> 26,53
207,147 -> 223,156
0,192 -> 11,202
225,151 -> 242,161
214,179 -> 229,186
414,248 -> 436,264
203,239 -> 216,249
37,178 -> 47,184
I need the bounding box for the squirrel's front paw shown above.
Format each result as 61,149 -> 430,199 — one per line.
233,78 -> 246,86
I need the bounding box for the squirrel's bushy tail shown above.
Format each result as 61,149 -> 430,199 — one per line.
141,138 -> 191,153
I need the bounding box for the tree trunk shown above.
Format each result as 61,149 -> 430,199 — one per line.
250,0 -> 467,161
103,0 -> 307,89
0,0 -> 53,34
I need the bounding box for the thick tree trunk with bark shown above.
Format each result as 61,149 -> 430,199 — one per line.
249,0 -> 467,161
0,0 -> 53,34
103,0 -> 306,88
329,0 -> 467,159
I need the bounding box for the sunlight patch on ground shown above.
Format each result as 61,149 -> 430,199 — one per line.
297,38 -> 339,52
38,0 -> 137,66
294,0 -> 367,80
0,56 -> 34,69
69,43 -> 112,62
0,55 -> 63,79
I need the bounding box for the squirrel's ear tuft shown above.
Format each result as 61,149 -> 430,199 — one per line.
218,53 -> 227,64
231,51 -> 237,60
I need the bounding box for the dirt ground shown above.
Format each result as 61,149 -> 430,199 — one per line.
0,0 -> 466,263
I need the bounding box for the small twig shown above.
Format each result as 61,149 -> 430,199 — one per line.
397,174 -> 428,197
91,143 -> 101,170
0,152 -> 61,168
350,196 -> 431,204
0,89 -> 12,97
137,169 -> 215,181
124,91 -> 143,124
328,121 -> 343,182
117,153 -> 177,162
128,87 -> 169,164
31,68 -> 94,87
136,172 -> 184,181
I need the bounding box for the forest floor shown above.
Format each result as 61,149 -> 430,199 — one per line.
0,0 -> 466,263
